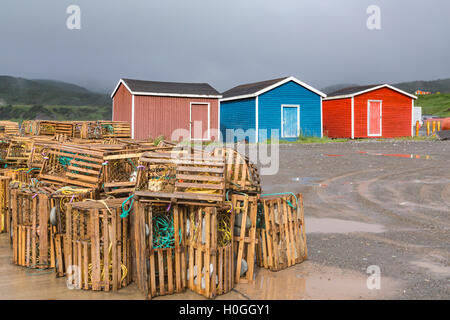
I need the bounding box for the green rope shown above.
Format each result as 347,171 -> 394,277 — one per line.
102,124 -> 114,134
27,167 -> 40,173
126,158 -> 137,170
260,192 -> 299,209
120,194 -> 135,218
152,213 -> 182,249
58,156 -> 73,169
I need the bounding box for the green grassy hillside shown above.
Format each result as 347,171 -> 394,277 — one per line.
416,93 -> 450,117
0,75 -> 112,123
0,104 -> 111,123
0,75 -> 110,107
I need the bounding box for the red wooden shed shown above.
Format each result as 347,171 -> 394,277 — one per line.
111,78 -> 222,140
322,84 -> 417,139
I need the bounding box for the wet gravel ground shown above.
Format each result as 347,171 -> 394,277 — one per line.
257,139 -> 450,299
1,139 -> 448,300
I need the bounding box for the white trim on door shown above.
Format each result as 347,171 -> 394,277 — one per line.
411,99 -> 414,137
190,102 -> 211,141
320,97 -> 323,138
351,97 -> 355,139
255,96 -> 259,143
217,100 -> 220,141
281,104 -> 300,138
367,100 -> 382,137
131,95 -> 135,139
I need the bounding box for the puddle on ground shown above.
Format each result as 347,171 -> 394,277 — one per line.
410,260 -> 450,277
233,262 -> 398,300
381,154 -> 432,159
291,177 -> 323,186
356,151 -> 432,159
306,218 -> 386,234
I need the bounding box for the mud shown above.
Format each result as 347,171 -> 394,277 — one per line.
1,140 -> 449,299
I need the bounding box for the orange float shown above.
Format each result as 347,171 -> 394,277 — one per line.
442,118 -> 450,131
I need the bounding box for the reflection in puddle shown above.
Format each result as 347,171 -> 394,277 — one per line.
356,151 -> 432,159
381,154 -> 432,159
306,218 -> 386,234
235,263 -> 398,300
291,177 -> 323,186
248,271 -> 307,299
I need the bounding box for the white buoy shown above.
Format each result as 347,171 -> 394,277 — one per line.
50,207 -> 58,226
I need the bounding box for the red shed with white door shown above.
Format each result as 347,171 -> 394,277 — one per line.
111,78 -> 222,140
322,84 -> 417,139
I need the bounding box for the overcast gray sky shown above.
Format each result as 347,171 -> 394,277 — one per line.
0,0 -> 449,93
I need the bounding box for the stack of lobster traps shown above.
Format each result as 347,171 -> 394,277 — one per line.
20,120 -> 131,140
129,144 -> 295,299
0,129 -> 308,300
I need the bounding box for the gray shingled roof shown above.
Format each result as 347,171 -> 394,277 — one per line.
222,77 -> 288,99
327,84 -> 383,97
120,78 -> 221,96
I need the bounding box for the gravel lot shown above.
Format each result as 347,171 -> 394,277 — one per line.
258,139 -> 450,299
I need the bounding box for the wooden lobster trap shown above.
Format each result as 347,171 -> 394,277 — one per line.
11,189 -> 53,269
231,193 -> 257,284
256,193 -> 307,271
0,138 -> 11,165
50,187 -> 97,277
102,151 -> 142,196
135,151 -> 226,206
27,141 -> 59,170
5,138 -> 33,167
0,121 -> 19,135
80,121 -> 131,140
132,201 -> 187,299
212,148 -> 261,194
185,206 -> 234,299
65,198 -> 131,291
0,176 -> 11,234
39,145 -> 105,189
99,121 -> 131,139
20,120 -> 36,135
2,168 -> 37,185
36,121 -> 73,137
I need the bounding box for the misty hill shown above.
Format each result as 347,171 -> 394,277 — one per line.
321,83 -> 359,95
0,76 -> 111,106
322,78 -> 450,95
393,78 -> 450,94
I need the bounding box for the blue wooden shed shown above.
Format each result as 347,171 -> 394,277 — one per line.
220,76 -> 327,142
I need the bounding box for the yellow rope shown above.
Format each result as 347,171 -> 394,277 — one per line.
87,242 -> 128,285
55,186 -> 91,195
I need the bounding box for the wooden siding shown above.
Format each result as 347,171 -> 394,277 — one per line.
112,83 -> 132,123
258,81 -> 322,141
133,96 -> 219,141
220,98 -> 256,143
322,98 -> 352,138
353,87 -> 412,138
